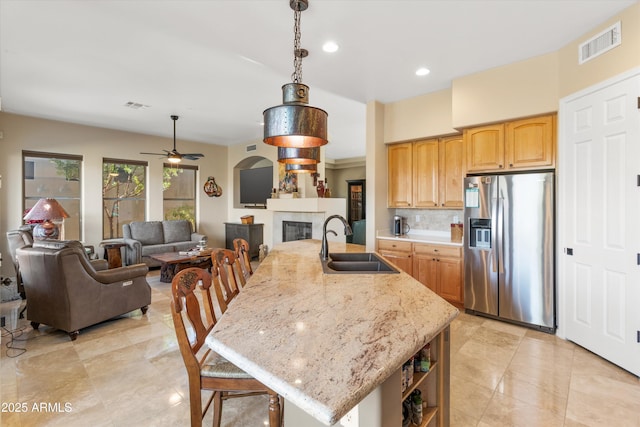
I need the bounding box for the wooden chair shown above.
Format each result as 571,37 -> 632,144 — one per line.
211,249 -> 243,312
170,268 -> 282,427
232,238 -> 253,285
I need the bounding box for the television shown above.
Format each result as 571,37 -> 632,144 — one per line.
240,166 -> 272,207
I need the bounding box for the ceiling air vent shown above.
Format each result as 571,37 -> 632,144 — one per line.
246,144 -> 257,152
579,21 -> 621,64
124,101 -> 150,109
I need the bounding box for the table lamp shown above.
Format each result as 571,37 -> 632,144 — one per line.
23,198 -> 70,239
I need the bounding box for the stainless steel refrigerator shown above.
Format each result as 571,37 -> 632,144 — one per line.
463,172 -> 555,333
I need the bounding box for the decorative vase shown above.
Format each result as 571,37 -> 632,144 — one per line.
316,180 -> 325,198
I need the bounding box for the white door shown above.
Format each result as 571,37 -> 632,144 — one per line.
559,69 -> 640,377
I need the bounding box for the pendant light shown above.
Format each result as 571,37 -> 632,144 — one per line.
263,0 -> 328,148
285,163 -> 317,173
278,147 -> 320,165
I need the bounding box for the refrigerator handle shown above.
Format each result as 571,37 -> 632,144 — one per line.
491,197 -> 498,273
497,197 -> 504,274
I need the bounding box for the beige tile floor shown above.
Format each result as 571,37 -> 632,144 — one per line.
1,270 -> 639,427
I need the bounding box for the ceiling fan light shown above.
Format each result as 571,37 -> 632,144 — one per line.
277,147 -> 321,165
167,155 -> 182,164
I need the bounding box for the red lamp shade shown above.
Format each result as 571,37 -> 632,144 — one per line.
23,198 -> 70,239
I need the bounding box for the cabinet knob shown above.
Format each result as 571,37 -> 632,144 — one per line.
499,164 -> 503,168
509,163 -> 513,167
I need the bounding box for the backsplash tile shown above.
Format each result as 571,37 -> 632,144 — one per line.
395,209 -> 463,233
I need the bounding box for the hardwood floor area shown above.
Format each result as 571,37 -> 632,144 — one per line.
1,270 -> 639,426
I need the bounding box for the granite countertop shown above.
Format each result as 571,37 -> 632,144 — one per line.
376,230 -> 463,247
205,239 -> 459,426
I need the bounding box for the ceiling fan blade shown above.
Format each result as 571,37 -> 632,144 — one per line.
182,155 -> 204,160
140,152 -> 168,156
182,153 -> 204,158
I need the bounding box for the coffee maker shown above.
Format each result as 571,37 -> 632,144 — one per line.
393,215 -> 410,236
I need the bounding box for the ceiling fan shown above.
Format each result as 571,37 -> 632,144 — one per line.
141,115 -> 204,163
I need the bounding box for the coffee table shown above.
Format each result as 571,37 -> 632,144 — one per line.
149,250 -> 214,283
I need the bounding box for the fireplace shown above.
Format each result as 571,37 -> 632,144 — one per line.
283,221 -> 312,242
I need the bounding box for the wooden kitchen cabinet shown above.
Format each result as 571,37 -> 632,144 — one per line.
377,239 -> 413,275
413,243 -> 463,307
464,113 -> 556,173
388,142 -> 413,207
438,135 -> 464,208
413,139 -> 439,208
464,123 -> 505,172
506,115 -> 555,169
388,135 -> 463,208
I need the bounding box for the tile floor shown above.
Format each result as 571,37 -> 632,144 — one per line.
1,270 -> 639,427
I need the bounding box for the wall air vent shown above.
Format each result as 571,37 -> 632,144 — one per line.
246,144 -> 257,152
579,21 -> 621,64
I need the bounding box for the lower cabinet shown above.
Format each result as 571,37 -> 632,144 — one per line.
377,239 -> 413,275
377,239 -> 463,307
413,244 -> 463,307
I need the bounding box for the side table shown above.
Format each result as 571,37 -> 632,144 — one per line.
100,240 -> 126,269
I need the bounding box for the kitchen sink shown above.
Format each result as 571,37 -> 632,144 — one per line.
320,252 -> 400,274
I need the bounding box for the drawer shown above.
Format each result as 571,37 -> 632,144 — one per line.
377,239 -> 412,253
413,243 -> 461,258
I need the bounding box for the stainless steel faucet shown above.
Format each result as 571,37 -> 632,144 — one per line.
320,215 -> 353,260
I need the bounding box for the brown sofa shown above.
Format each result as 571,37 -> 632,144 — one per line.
17,240 -> 151,340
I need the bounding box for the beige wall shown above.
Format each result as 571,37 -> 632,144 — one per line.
366,101 -> 387,252
451,51 -> 560,128
0,112 -> 228,277
384,89 -> 458,143
558,2 -> 640,97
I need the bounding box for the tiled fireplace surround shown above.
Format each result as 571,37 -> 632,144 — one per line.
267,198 -> 347,246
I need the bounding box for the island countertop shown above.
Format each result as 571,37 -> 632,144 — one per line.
205,239 -> 459,426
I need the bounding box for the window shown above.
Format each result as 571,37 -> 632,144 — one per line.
163,164 -> 197,229
103,159 -> 147,239
23,151 -> 83,240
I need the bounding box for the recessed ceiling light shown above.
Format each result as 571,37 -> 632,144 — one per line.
415,67 -> 430,76
322,41 -> 339,53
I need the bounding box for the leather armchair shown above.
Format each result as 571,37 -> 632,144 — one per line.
16,240 -> 151,340
6,227 -> 34,299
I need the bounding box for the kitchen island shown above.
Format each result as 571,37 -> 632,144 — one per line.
205,239 -> 459,426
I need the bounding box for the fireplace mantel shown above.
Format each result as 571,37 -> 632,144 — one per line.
266,198 -> 346,213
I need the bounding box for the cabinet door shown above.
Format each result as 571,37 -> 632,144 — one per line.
413,139 -> 439,208
379,250 -> 413,275
505,115 -> 555,170
437,257 -> 462,304
388,143 -> 413,207
413,253 -> 438,292
464,124 -> 505,172
439,135 -> 464,208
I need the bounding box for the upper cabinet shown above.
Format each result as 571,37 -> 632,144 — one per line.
388,136 -> 463,208
388,142 -> 413,208
438,135 -> 464,208
464,114 -> 556,173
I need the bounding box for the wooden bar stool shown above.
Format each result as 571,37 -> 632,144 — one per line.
170,267 -> 282,427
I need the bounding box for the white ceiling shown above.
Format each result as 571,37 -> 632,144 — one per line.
0,0 -> 636,160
